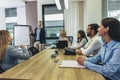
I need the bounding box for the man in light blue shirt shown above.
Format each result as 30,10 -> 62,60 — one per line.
77,18 -> 120,80
36,27 -> 41,41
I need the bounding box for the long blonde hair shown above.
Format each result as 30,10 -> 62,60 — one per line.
0,30 -> 10,62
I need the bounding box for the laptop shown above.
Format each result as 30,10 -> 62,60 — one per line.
56,40 -> 68,49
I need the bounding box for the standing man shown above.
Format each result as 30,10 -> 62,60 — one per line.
34,21 -> 45,50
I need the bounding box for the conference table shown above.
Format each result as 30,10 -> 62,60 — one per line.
0,49 -> 105,80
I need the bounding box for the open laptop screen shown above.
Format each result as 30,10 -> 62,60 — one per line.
56,40 -> 68,49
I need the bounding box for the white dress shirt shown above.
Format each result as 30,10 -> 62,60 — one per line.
81,35 -> 103,56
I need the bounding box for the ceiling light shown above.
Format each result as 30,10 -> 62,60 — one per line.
64,0 -> 68,9
55,0 -> 69,10
55,0 -> 62,10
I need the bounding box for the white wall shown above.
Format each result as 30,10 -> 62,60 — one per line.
84,0 -> 102,30
0,8 -> 6,30
17,6 -> 26,24
1,6 -> 26,29
64,1 -> 84,41
37,0 -> 55,21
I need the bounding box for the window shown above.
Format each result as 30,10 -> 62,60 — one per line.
102,0 -> 120,21
5,8 -> 17,17
6,23 -> 17,45
42,4 -> 64,44
107,0 -> 120,21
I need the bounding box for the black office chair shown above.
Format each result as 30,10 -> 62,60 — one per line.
66,36 -> 73,44
28,47 -> 39,56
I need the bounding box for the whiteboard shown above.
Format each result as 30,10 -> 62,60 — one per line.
14,25 -> 30,46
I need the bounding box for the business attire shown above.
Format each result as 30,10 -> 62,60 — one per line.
34,27 -> 45,43
34,27 -> 45,51
81,35 -> 103,56
84,40 -> 120,80
0,45 -> 31,71
70,38 -> 87,49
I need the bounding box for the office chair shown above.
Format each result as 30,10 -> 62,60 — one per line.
66,36 -> 73,44
28,47 -> 39,56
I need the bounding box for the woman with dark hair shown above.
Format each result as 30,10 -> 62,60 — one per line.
76,18 -> 120,80
70,30 -> 88,49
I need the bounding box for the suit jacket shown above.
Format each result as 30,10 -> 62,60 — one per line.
34,28 -> 45,43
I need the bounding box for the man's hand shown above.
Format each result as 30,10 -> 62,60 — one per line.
76,50 -> 83,55
20,45 -> 25,48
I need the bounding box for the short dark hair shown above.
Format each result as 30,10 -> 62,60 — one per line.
101,18 -> 120,42
88,24 -> 99,34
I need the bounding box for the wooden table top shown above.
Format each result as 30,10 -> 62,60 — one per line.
0,49 -> 105,80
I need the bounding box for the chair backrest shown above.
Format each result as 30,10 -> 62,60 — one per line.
67,36 -> 73,44
28,47 -> 39,56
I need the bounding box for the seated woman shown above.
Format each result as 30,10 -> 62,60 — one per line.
58,30 -> 71,46
70,30 -> 88,49
77,18 -> 120,80
0,30 -> 31,71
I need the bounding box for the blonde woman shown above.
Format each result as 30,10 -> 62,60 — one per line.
0,30 -> 31,71
59,30 -> 71,46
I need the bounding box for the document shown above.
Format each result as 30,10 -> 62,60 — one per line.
59,60 -> 85,68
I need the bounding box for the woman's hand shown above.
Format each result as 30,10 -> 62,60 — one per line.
20,45 -> 25,48
76,56 -> 86,65
76,50 -> 83,55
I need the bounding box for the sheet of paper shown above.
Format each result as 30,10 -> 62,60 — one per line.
59,60 -> 85,68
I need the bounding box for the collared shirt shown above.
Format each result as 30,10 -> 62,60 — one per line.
36,28 -> 41,41
81,35 -> 103,56
84,40 -> 120,80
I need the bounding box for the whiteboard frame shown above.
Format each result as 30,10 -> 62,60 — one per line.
14,25 -> 30,46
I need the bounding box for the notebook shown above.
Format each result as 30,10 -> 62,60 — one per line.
59,60 -> 85,68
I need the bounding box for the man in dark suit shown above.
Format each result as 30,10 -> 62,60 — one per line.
34,21 -> 45,43
33,21 -> 45,50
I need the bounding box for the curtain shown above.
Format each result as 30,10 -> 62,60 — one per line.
64,1 -> 84,43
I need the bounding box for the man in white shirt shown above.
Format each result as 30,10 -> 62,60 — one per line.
77,24 -> 103,56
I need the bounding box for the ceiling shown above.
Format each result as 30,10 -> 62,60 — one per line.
0,0 -> 83,8
0,0 -> 36,8
0,0 -> 25,8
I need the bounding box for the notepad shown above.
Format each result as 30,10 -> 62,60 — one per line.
59,60 -> 85,68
